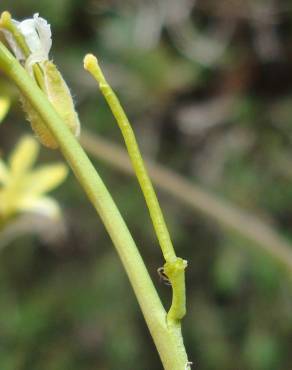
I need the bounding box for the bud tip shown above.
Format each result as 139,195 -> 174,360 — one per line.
83,53 -> 98,70
0,11 -> 12,28
83,53 -> 106,84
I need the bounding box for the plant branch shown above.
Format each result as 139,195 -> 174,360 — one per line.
83,54 -> 176,262
0,41 -> 190,370
83,54 -> 187,323
80,130 -> 292,274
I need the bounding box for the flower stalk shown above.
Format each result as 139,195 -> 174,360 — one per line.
84,54 -> 187,324
0,37 -> 190,369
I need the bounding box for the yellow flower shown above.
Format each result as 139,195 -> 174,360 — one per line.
0,135 -> 68,219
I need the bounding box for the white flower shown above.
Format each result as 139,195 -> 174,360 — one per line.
0,12 -> 81,147
16,14 -> 51,56
16,13 -> 52,71
1,13 -> 52,71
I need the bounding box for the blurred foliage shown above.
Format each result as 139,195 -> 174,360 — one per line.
1,0 -> 292,369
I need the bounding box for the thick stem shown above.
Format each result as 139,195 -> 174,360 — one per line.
0,42 -> 189,370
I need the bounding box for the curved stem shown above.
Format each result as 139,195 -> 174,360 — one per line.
84,54 -> 176,262
83,54 -> 187,324
81,130 -> 292,274
0,41 -> 190,370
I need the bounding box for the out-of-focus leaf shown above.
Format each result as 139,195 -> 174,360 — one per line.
213,242 -> 247,294
244,331 -> 281,370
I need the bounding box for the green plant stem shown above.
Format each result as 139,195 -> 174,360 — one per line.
84,55 -> 176,263
0,41 -> 190,370
83,54 -> 187,323
81,130 -> 292,274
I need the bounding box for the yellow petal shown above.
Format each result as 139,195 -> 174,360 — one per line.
0,159 -> 9,184
24,163 -> 68,195
0,95 -> 11,123
0,187 -> 21,217
9,136 -> 39,176
17,195 -> 61,218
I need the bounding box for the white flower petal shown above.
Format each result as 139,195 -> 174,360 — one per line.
17,18 -> 40,53
33,13 -> 52,57
0,28 -> 25,60
25,51 -> 48,73
16,13 -> 52,68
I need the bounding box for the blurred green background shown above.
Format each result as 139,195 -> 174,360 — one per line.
1,0 -> 292,369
